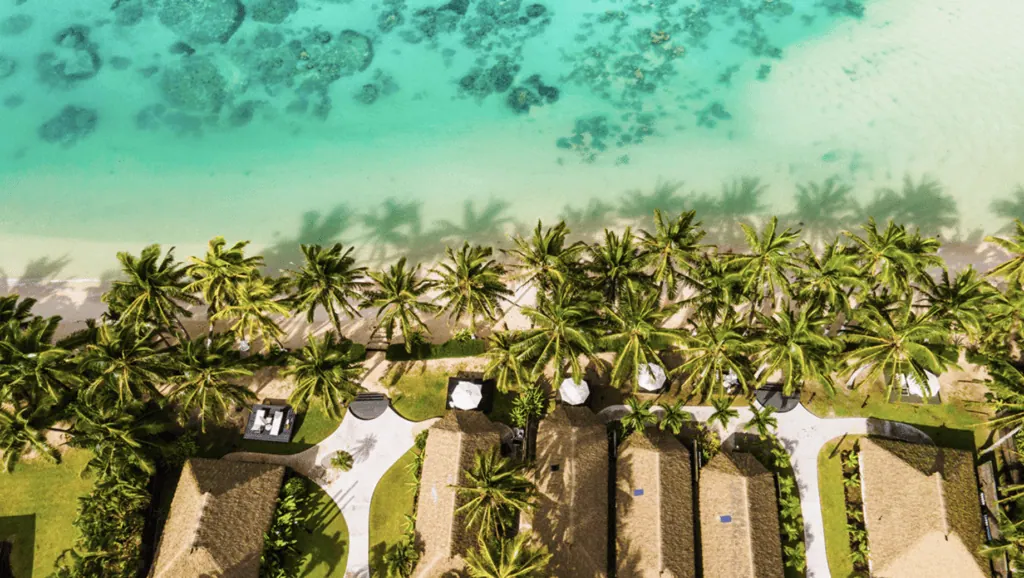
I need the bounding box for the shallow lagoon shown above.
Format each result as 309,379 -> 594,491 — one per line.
1,0 -> 1023,278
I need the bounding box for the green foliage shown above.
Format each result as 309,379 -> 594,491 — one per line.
383,538 -> 420,578
160,430 -> 199,470
454,448 -> 536,539
363,257 -> 440,353
286,243 -> 368,335
385,337 -> 487,361
621,397 -> 657,435
331,450 -> 354,472
465,532 -> 552,578
261,476 -> 311,578
510,385 -> 547,428
285,331 -> 365,418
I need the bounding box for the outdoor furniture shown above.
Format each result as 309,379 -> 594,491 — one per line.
243,404 -> 296,443
445,376 -> 496,413
638,363 -> 667,392
558,377 -> 590,405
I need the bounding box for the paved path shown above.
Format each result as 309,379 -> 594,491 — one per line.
600,402 -> 873,578
227,407 -> 436,578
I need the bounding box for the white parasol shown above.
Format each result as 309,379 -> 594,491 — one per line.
559,378 -> 590,405
450,380 -> 483,410
638,363 -> 667,392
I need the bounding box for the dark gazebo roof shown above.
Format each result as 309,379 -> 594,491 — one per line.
446,375 -> 496,413
754,384 -> 800,413
243,404 -> 296,443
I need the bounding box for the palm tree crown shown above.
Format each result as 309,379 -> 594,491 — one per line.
454,447 -> 536,539
433,243 -> 513,334
103,244 -> 197,337
284,332 -> 364,418
639,209 -> 705,299
167,335 -> 256,432
287,243 -> 368,335
465,533 -> 552,578
363,258 -> 439,353
186,236 -> 264,334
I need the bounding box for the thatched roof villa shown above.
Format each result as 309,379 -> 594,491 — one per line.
149,458 -> 285,578
615,428 -> 695,578
699,451 -> 783,578
859,438 -> 987,577
524,405 -> 609,577
411,411 -> 502,578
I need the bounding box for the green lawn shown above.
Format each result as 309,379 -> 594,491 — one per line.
0,450 -> 95,578
818,435 -> 863,578
368,448 -> 418,576
293,474 -> 350,577
387,367 -> 450,422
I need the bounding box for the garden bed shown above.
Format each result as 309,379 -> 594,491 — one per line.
839,442 -> 870,575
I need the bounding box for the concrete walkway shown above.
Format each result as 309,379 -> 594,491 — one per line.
599,402 -> 873,578
226,407 -> 436,578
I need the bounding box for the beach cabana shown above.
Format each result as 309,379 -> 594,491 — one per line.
559,377 -> 591,406
637,363 -> 667,392
699,451 -> 784,578
859,438 -> 987,577
449,380 -> 483,410
525,406 -> 608,577
615,428 -> 695,578
412,411 -> 502,577
150,458 -> 285,578
445,376 -> 495,412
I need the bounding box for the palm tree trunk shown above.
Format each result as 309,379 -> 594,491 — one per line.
328,302 -> 343,337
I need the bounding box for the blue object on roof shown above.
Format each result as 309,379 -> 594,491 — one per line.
720,515 -> 732,523
633,489 -> 644,497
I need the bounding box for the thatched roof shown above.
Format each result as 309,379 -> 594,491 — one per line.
525,406 -> 609,578
412,411 -> 502,578
859,438 -> 987,578
699,451 -> 783,578
150,458 -> 285,578
615,428 -> 695,578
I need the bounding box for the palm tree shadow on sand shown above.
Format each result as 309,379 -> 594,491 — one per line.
433,199 -> 521,249
262,206 -> 352,272
992,186 -> 1024,233
859,175 -> 960,237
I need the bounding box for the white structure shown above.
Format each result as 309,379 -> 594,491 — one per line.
898,371 -> 941,399
637,363 -> 667,392
450,380 -> 483,410
558,378 -> 590,405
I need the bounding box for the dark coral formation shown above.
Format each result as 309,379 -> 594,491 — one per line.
354,70 -> 398,104
158,0 -> 245,45
0,14 -> 33,36
249,0 -> 298,24
505,74 -> 557,114
160,56 -> 228,113
111,0 -> 145,26
0,55 -> 16,79
37,26 -> 102,88
39,105 -> 98,147
459,58 -> 519,98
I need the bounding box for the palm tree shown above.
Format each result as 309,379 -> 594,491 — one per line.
845,219 -> 941,297
981,360 -> 1024,430
920,266 -> 996,344
621,397 -> 657,435
515,285 -> 598,385
0,406 -> 60,472
639,209 -> 705,299
707,396 -> 739,430
755,306 -> 839,396
167,335 -> 256,432
211,274 -> 290,352
586,227 -> 647,303
454,447 -> 536,538
984,280 -> 1024,358
78,325 -> 169,407
981,512 -> 1024,573
680,253 -> 741,323
465,533 -> 552,578
433,243 -> 513,334
382,538 -> 419,578
505,220 -> 585,292
675,314 -> 753,400
363,258 -> 439,353
284,332 -> 364,418
732,216 -> 800,314
791,241 -> 867,318
658,400 -> 691,435
68,400 -> 167,478
287,243 -> 368,336
186,236 -> 264,336
600,289 -> 680,391
0,315 -> 80,405
483,331 -> 526,394
102,244 -> 197,338
842,303 -> 953,400
986,219 -> 1024,285
744,403 -> 778,439
0,294 -> 38,329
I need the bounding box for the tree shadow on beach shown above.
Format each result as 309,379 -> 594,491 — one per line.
692,177 -> 768,248
991,185 -> 1024,233
559,198 -> 616,240
262,206 -> 353,272
433,198 -> 520,249
784,176 -> 860,245
859,175 -> 959,237
617,179 -> 689,221
359,198 -> 428,263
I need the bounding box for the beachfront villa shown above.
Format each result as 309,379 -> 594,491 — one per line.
698,451 -> 784,578
149,459 -> 284,578
526,405 -> 609,577
412,411 -> 502,578
859,438 -> 989,577
615,428 -> 696,578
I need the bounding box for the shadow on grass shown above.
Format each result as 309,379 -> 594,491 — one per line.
0,514 -> 34,578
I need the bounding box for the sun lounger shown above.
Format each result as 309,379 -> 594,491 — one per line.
270,411 -> 284,436
250,409 -> 267,431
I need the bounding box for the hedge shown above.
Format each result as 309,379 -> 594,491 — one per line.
385,338 -> 487,361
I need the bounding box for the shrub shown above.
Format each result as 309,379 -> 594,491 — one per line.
160,430 -> 199,469
331,450 -> 354,472
385,338 -> 487,361
260,476 -> 310,578
452,328 -> 474,342
510,385 -> 547,428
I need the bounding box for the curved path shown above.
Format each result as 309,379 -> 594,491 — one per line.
599,402 -> 934,578
226,407 -> 436,578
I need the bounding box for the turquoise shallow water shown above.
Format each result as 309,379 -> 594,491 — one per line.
1,0 -> 1024,277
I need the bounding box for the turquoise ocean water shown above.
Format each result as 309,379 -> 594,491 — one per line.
1,0 -> 1024,279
